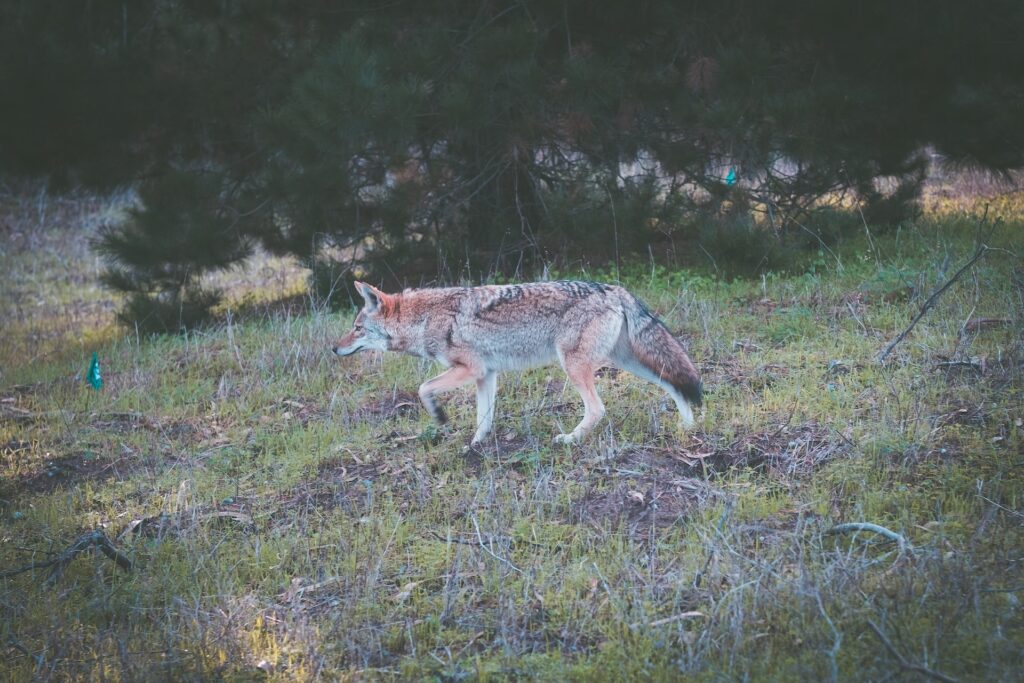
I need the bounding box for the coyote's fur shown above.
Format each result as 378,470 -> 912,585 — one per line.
333,281 -> 702,445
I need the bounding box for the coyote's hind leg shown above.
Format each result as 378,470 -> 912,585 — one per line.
554,361 -> 606,445
553,313 -> 620,444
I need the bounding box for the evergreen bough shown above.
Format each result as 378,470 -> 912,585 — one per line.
3,1 -> 1022,330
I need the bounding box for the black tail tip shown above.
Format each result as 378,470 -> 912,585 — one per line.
680,380 -> 703,408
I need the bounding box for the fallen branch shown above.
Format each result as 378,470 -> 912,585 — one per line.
933,359 -> 985,374
877,245 -> 991,363
630,611 -> 707,629
963,317 -> 1011,332
0,406 -> 75,424
827,522 -> 912,551
0,530 -> 133,583
6,636 -> 45,670
867,620 -> 957,683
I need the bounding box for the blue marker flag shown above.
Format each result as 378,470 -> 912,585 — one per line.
725,167 -> 737,185
87,352 -> 103,390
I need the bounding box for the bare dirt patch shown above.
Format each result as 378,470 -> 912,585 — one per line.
572,477 -> 725,535
462,430 -> 538,464
87,411 -> 170,434
701,357 -> 795,395
568,424 -> 845,534
606,423 -> 846,480
270,455 -> 430,530
5,451 -> 139,497
567,445 -> 727,535
274,398 -> 327,426
693,423 -> 848,477
935,402 -> 988,427
118,499 -> 259,543
354,390 -> 421,421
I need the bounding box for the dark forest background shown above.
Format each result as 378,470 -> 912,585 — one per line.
3,0 -> 1023,330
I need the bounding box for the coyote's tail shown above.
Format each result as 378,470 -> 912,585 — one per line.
620,292 -> 703,407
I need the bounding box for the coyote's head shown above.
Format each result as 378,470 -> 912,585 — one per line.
332,281 -> 395,356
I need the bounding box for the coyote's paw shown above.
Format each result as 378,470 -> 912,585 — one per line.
553,433 -> 578,446
469,431 -> 491,448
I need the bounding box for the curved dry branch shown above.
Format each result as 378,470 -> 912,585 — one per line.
827,522 -> 912,551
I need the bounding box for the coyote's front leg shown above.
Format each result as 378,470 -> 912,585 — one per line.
417,365 -> 476,427
472,371 -> 498,445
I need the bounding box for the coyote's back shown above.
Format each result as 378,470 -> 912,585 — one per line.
333,280 -> 702,446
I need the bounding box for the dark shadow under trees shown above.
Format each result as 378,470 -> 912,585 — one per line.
3,1 -> 1023,331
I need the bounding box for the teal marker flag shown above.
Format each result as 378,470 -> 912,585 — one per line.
87,352 -> 103,390
725,167 -> 737,185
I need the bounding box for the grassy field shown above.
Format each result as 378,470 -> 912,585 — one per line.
1,184 -> 1022,681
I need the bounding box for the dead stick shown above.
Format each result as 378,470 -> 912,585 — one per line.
867,620 -> 957,683
93,531 -> 134,571
827,522 -> 912,551
428,530 -> 546,549
877,245 -> 990,362
0,530 -> 133,581
470,514 -> 522,574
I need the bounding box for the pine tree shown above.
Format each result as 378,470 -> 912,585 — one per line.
4,1 -> 1022,329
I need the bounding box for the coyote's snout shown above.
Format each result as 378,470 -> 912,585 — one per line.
333,281 -> 702,446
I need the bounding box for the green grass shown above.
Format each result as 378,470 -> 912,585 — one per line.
1,187 -> 1022,681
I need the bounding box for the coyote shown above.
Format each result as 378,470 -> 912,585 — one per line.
333,281 -> 702,446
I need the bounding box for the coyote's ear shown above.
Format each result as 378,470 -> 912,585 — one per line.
354,281 -> 383,312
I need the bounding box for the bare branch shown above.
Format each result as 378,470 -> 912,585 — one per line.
877,245 -> 991,362
827,522 -> 912,551
0,530 -> 133,583
867,620 -> 957,683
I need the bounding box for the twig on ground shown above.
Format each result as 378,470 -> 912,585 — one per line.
977,494 -> 1024,520
6,636 -> 44,669
877,245 -> 991,362
827,522 -> 913,552
845,299 -> 868,333
0,530 -> 133,583
934,359 -> 985,374
770,387 -> 801,439
629,611 -> 706,629
470,514 -> 522,574
695,500 -> 733,588
816,590 -> 842,683
962,317 -> 1011,333
867,620 -> 957,683
428,530 -> 546,550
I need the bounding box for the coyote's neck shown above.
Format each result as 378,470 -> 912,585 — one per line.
384,289 -> 455,363
377,291 -> 418,357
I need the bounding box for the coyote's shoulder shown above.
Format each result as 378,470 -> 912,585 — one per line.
334,280 -> 702,446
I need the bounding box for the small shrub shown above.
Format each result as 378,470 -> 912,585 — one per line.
116,288 -> 223,334
699,213 -> 790,276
